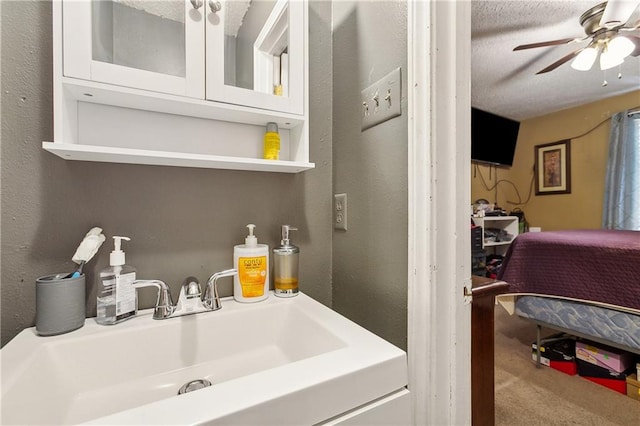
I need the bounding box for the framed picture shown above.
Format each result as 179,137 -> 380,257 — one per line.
535,140 -> 571,195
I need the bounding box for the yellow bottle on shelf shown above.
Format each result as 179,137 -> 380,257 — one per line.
263,122 -> 280,160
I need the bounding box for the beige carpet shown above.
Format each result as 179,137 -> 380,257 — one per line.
494,307 -> 640,425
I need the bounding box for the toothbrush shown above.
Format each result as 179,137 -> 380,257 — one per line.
65,227 -> 106,279
69,261 -> 85,279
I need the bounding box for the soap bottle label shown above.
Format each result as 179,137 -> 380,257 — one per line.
238,256 -> 267,297
115,271 -> 136,320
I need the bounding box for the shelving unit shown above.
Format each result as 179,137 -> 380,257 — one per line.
45,1 -> 314,174
471,216 -> 519,256
44,79 -> 313,173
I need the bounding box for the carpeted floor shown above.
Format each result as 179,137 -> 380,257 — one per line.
494,306 -> 640,425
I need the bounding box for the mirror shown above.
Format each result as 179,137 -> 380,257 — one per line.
223,0 -> 290,97
92,0 -> 187,78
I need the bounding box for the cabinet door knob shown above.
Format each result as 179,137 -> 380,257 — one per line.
209,0 -> 222,13
190,0 -> 203,9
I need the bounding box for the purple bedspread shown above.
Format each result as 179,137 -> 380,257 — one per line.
497,230 -> 640,311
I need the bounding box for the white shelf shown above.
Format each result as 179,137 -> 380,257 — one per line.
484,240 -> 514,247
42,142 -> 315,173
471,215 -> 519,255
49,78 -> 313,173
475,216 -> 517,222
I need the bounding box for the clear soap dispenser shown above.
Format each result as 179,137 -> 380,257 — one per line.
96,236 -> 137,325
273,225 -> 299,298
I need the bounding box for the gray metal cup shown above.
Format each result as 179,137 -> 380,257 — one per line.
36,273 -> 86,336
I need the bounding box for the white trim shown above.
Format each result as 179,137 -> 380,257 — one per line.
253,0 -> 289,94
59,77 -> 305,127
184,0 -> 205,98
53,0 -> 65,143
90,61 -> 188,94
62,0 -> 91,80
406,1 -> 431,424
407,1 -> 472,424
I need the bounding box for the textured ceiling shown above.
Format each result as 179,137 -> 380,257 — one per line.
471,0 -> 640,121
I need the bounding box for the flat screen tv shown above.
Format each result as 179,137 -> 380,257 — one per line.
471,107 -> 520,167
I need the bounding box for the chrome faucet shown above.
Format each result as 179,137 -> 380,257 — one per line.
133,268 -> 237,320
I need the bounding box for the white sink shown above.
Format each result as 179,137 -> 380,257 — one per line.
1,292 -> 408,425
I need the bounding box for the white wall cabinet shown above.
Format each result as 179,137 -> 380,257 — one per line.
44,0 -> 313,173
471,216 -> 519,256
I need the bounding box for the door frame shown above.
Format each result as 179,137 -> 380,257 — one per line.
407,1 -> 472,424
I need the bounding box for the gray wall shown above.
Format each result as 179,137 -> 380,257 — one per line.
0,0 -> 333,347
1,0 -> 409,352
331,1 -> 408,350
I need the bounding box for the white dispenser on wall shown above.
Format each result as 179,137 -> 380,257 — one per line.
96,236 -> 137,325
233,224 -> 269,303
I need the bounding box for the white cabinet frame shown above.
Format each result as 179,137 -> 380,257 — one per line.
62,0 -> 204,98
253,0 -> 289,95
206,0 -> 304,114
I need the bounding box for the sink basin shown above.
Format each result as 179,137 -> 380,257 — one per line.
1,292 -> 408,425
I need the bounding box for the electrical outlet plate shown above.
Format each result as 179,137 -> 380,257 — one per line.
334,193 -> 347,230
361,67 -> 402,131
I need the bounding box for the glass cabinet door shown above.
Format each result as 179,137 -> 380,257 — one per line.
63,0 -> 204,98
205,0 -> 304,115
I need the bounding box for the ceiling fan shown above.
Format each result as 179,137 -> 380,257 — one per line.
514,0 -> 640,74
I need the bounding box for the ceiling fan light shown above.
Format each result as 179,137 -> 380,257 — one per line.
608,36 -> 635,59
571,47 -> 598,71
600,49 -> 625,70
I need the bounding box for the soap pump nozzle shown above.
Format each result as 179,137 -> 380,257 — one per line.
280,225 -> 298,246
110,236 -> 130,266
245,224 -> 257,247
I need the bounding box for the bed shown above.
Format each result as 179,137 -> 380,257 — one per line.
495,229 -> 640,356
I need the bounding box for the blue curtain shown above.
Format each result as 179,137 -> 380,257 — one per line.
602,110 -> 640,230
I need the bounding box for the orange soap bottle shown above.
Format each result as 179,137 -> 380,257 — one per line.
233,224 -> 269,303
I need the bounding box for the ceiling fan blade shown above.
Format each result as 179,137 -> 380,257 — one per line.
619,19 -> 640,31
600,0 -> 640,27
536,49 -> 585,74
513,38 -> 578,51
628,35 -> 640,56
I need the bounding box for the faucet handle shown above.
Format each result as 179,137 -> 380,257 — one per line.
155,284 -> 175,319
174,276 -> 205,315
133,280 -> 175,320
203,268 -> 237,311
182,276 -> 202,299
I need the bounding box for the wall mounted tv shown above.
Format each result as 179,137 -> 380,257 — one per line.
471,107 -> 520,167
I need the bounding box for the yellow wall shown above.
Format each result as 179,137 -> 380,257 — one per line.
471,90 -> 640,231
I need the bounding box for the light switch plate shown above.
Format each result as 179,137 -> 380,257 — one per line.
361,67 -> 402,131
